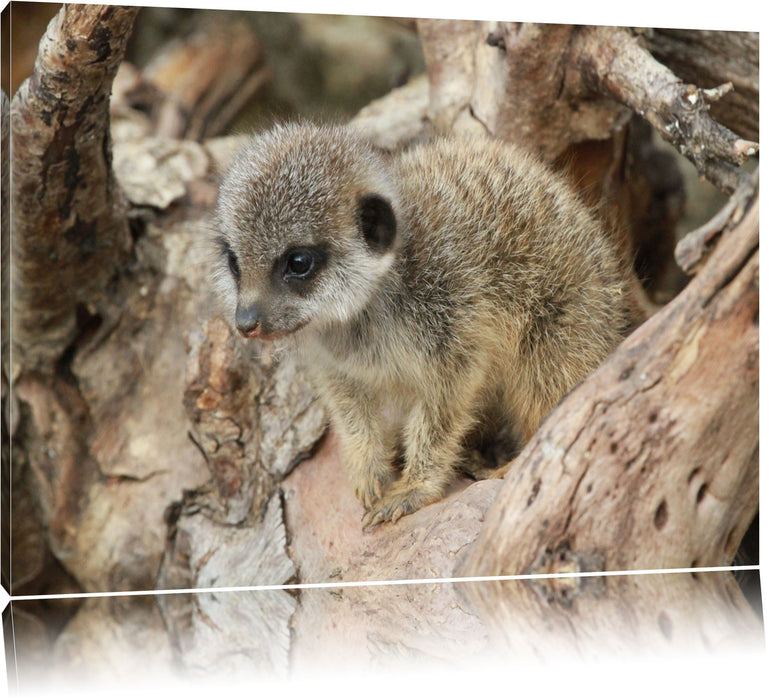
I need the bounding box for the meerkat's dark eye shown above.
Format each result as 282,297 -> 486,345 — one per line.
227,249 -> 240,279
216,235 -> 241,280
276,246 -> 326,290
284,249 -> 315,279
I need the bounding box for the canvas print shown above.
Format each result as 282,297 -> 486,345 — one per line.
0,1 -> 762,692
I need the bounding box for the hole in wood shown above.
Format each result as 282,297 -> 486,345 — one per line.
526,479 -> 541,507
610,442 -> 618,454
687,466 -> 701,483
654,499 -> 668,530
696,482 -> 708,504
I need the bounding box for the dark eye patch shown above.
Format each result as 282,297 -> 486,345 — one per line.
276,245 -> 327,291
227,249 -> 240,278
215,235 -> 240,279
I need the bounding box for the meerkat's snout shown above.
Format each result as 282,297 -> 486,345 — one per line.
235,304 -> 260,337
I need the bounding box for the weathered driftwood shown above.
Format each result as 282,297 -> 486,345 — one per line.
646,29 -> 759,142
15,568 -> 763,687
416,20 -> 631,158
2,89 -> 10,591
10,5 -> 138,371
572,26 -> 758,194
407,22 -> 759,182
9,5 -> 221,593
460,188 -> 758,579
408,20 -> 758,302
283,431 -> 502,583
51,596 -> 176,685
1,89 -> 8,378
156,316 -> 326,597
350,74 -> 431,149
122,18 -> 270,141
4,9 -> 761,686
454,570 -> 762,662
675,168 -> 759,274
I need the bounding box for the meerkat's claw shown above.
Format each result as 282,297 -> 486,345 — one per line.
361,507 -> 386,532
353,469 -> 391,509
361,511 -> 382,532
362,485 -> 429,530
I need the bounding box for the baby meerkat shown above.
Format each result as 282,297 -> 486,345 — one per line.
215,122 -> 637,527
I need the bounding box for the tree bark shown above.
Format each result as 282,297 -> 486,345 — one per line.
410,20 -> 757,302
11,5 -> 138,371
646,29 -> 758,142
460,189 -> 758,578
571,26 -> 757,194
9,5 -> 213,593
2,88 -> 11,592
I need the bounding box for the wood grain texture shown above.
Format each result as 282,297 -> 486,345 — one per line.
460,193 -> 758,578
11,5 -> 138,370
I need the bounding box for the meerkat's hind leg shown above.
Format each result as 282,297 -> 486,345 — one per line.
459,417 -> 523,480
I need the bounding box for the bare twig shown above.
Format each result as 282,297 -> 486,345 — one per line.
675,168 -> 759,274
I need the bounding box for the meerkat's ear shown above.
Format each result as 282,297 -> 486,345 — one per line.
358,193 -> 396,253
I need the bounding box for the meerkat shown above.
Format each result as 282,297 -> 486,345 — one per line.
214,121 -> 638,528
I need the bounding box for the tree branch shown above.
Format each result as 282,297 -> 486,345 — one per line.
11,5 -> 139,371
571,25 -> 758,194
415,20 -> 631,159
675,168 -> 759,275
646,29 -> 758,142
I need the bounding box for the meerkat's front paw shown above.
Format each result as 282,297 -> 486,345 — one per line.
361,480 -> 439,530
351,461 -> 394,509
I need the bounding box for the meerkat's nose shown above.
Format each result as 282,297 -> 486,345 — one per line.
235,302 -> 263,337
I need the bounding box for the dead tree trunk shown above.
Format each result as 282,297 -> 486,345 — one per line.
11,5 -> 137,370
8,5 -> 212,594
459,187 -> 758,578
